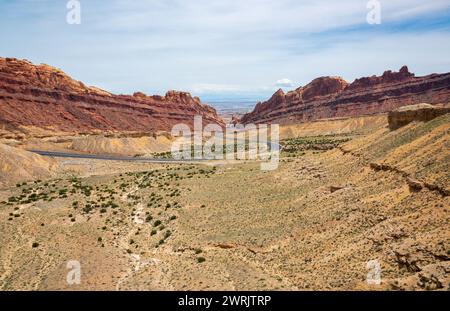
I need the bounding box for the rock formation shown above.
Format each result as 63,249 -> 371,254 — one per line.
388,103 -> 450,130
0,57 -> 224,134
241,66 -> 450,124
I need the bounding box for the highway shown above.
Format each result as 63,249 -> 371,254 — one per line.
27,150 -> 204,164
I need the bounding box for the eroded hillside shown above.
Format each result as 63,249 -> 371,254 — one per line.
0,114 -> 448,290
0,57 -> 224,135
241,66 -> 450,125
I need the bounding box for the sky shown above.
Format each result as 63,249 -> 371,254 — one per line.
1,0 -> 450,103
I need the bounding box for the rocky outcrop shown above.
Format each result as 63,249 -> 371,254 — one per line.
0,57 -> 224,134
241,66 -> 450,124
387,103 -> 450,130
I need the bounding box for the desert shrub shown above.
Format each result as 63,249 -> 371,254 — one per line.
83,204 -> 93,213
197,257 -> 206,263
164,230 -> 172,239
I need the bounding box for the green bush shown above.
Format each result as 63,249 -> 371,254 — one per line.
164,230 -> 172,239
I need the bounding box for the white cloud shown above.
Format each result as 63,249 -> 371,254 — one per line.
0,0 -> 449,97
275,79 -> 294,88
95,0 -> 450,33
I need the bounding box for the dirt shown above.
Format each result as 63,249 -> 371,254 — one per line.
0,114 -> 448,291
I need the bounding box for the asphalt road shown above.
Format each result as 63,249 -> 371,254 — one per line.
28,139 -> 280,164
27,150 -> 203,164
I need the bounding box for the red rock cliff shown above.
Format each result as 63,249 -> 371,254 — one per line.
0,57 -> 225,133
241,66 -> 450,124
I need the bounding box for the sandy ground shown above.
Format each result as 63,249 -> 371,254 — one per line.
0,114 -> 448,291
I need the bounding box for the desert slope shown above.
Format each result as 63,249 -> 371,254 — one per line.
0,113 -> 448,290
241,66 -> 450,125
0,143 -> 58,187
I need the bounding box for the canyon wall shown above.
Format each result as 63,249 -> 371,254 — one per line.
387,103 -> 450,130
0,57 -> 224,135
241,66 -> 450,125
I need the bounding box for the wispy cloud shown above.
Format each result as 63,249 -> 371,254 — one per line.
275,79 -> 295,88
0,0 -> 449,99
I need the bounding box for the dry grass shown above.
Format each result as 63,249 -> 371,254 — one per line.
0,115 -> 448,290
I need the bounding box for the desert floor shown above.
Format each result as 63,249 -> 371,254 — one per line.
0,115 -> 448,291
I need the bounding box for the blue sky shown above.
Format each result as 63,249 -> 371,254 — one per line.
1,0 -> 450,103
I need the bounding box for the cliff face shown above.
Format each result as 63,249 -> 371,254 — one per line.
387,103 -> 450,130
0,57 -> 224,134
241,66 -> 450,124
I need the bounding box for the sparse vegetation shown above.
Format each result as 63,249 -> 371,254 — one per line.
2,114 -> 447,290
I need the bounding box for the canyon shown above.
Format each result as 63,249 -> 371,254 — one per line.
0,57 -> 224,137
2,58 -> 450,138
241,66 -> 450,125
0,57 -> 448,291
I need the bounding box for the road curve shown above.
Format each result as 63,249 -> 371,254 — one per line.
28,138 -> 281,164
27,150 -> 204,164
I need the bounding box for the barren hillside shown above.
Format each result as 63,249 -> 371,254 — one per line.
0,113 -> 447,290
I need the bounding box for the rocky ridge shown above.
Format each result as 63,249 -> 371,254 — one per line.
241,66 -> 450,124
387,103 -> 450,130
0,57 -> 224,135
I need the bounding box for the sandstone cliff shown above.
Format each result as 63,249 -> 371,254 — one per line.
241,66 -> 450,124
388,103 -> 450,130
0,57 -> 224,135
